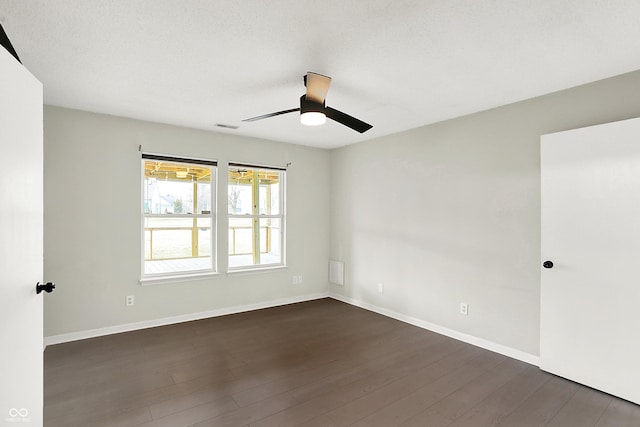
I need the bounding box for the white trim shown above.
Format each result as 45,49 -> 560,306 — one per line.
329,293 -> 540,366
140,271 -> 219,286
43,289 -> 539,367
44,292 -> 329,347
226,265 -> 287,275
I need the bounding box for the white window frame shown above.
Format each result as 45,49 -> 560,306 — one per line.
227,162 -> 286,272
140,153 -> 217,284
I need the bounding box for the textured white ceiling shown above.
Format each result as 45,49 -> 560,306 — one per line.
2,0 -> 640,149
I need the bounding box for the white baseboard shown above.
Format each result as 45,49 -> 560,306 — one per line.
45,291 -> 540,367
44,292 -> 329,347
329,293 -> 539,366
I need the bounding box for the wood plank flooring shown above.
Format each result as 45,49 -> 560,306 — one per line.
44,298 -> 640,426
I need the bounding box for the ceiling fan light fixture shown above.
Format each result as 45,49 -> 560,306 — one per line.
242,73 -> 372,133
299,94 -> 326,126
300,111 -> 326,126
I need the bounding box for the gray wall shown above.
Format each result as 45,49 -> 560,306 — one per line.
329,70 -> 640,357
44,70 -> 640,355
44,106 -> 331,337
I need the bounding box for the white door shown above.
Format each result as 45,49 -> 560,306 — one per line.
0,48 -> 44,423
540,117 -> 640,405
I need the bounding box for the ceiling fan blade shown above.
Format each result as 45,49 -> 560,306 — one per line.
325,106 -> 373,133
305,72 -> 332,104
242,108 -> 299,122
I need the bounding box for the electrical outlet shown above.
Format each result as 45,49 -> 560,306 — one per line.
293,275 -> 303,285
460,302 -> 469,316
377,283 -> 384,293
126,295 -> 135,306
298,275 -> 303,284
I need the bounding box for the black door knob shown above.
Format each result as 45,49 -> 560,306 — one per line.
543,261 -> 554,269
36,282 -> 55,294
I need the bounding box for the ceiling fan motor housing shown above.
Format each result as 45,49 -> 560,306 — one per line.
300,95 -> 325,114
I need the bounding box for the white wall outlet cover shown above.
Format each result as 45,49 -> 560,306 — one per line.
460,303 -> 469,315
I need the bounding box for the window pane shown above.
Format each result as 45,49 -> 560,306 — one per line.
144,217 -> 193,260
228,167 -> 253,215
196,217 -> 211,228
149,229 -> 192,259
229,217 -> 252,256
260,218 -> 281,265
227,167 -> 284,270
197,182 -> 212,213
266,181 -> 280,215
142,157 -> 216,277
144,219 -> 213,275
260,173 -> 280,215
143,177 -> 193,214
144,160 -> 212,214
228,217 -> 282,268
198,228 -> 211,257
228,168 -> 281,215
228,184 -> 253,215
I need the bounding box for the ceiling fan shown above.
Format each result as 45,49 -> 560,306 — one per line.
243,72 -> 373,133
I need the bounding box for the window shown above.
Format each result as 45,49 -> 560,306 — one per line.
142,154 -> 216,279
228,163 -> 285,270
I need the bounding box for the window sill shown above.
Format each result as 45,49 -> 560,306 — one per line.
140,271 -> 219,286
226,265 -> 288,276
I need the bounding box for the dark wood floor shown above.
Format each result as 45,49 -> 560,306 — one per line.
44,298 -> 640,427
